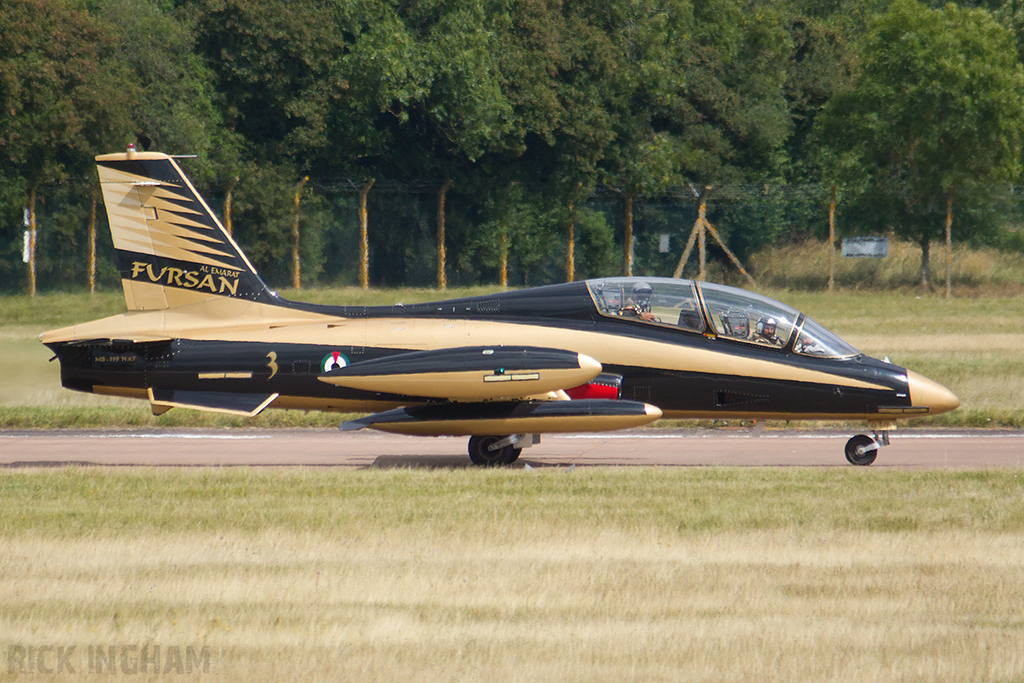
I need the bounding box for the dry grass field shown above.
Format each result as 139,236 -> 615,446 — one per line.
1,467 -> 1023,682
751,239 -> 1024,294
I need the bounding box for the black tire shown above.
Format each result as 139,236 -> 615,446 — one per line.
845,434 -> 878,466
468,435 -> 519,466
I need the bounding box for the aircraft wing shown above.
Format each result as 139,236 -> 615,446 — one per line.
326,345 -> 662,437
319,345 -> 602,401
340,398 -> 661,436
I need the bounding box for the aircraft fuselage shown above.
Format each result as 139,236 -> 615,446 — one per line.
46,281 -> 941,424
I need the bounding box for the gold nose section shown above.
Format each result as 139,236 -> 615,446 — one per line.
906,370 -> 960,415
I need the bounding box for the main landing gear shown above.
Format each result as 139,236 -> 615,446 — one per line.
467,434 -> 540,466
844,429 -> 891,466
468,435 -> 522,466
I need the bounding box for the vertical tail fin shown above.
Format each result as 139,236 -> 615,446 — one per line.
96,149 -> 274,310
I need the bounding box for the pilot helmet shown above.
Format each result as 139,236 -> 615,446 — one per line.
757,316 -> 777,337
630,282 -> 653,312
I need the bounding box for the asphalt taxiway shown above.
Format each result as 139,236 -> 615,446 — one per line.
1,428 -> 1022,468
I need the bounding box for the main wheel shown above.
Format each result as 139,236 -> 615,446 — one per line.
845,434 -> 878,466
468,435 -> 521,466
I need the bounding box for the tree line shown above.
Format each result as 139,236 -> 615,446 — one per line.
3,0 -> 1024,294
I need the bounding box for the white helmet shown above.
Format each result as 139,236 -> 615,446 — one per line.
630,282 -> 653,312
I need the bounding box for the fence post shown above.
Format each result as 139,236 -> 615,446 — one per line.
697,196 -> 707,281
359,178 -> 375,289
499,229 -> 508,287
945,185 -> 953,299
623,190 -> 634,277
437,179 -> 452,290
565,203 -> 575,283
88,188 -> 97,293
673,186 -> 710,279
291,176 -> 309,290
828,184 -> 836,291
224,176 -> 238,235
672,186 -> 753,285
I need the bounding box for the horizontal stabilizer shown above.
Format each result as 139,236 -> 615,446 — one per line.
321,346 -> 602,400
41,334 -> 174,347
148,388 -> 278,417
63,336 -> 173,346
340,398 -> 661,437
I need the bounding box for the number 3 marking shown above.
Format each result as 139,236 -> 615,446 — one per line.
266,351 -> 279,379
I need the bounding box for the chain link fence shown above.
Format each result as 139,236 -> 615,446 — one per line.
4,178 -> 1022,294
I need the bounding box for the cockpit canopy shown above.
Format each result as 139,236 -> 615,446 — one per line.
586,277 -> 859,359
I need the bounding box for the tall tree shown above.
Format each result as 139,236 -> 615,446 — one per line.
588,0 -> 699,274
778,4 -> 859,183
181,0 -> 353,170
0,0 -> 132,181
817,0 -> 1024,285
92,0 -> 223,175
0,0 -> 131,294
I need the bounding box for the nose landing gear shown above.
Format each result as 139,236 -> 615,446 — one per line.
844,429 -> 890,466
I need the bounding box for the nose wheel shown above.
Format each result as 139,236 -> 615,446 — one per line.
844,430 -> 889,466
468,435 -> 522,466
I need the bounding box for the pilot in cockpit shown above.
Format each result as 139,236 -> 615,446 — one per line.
753,316 -> 780,345
622,282 -> 661,323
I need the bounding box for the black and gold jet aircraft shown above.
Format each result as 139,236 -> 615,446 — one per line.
41,149 -> 959,465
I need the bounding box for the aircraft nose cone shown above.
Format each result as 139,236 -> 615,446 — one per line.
906,370 -> 960,415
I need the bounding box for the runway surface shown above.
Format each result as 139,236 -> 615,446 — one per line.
2,428 -> 1023,468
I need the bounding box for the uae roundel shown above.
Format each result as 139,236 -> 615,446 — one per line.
321,351 -> 348,373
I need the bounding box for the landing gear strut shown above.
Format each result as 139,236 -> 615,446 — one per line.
468,435 -> 522,466
844,430 -> 890,466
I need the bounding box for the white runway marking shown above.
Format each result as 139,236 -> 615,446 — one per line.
2,432 -> 271,440
81,433 -> 272,440
559,430 -> 1023,440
